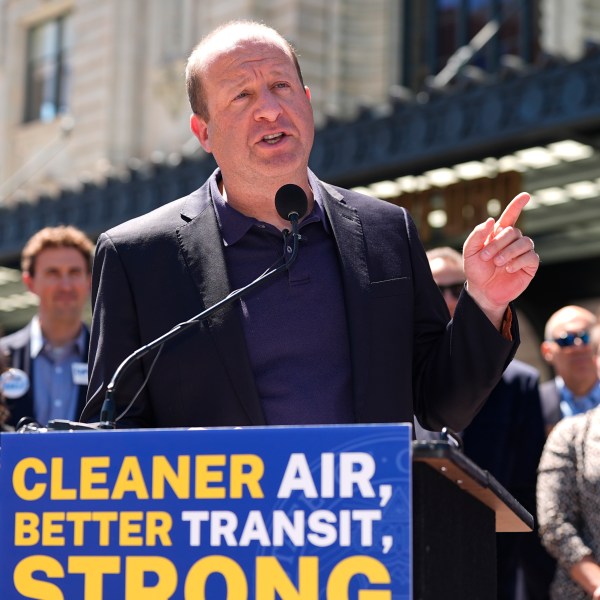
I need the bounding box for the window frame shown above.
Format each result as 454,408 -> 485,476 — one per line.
23,13 -> 72,124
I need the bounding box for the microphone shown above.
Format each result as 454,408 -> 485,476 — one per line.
275,183 -> 308,264
97,184 -> 308,428
275,184 -> 308,222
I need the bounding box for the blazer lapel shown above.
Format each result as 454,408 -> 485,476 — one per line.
76,327 -> 90,419
319,182 -> 372,417
177,185 -> 265,425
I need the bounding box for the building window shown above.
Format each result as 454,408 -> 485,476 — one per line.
401,0 -> 540,91
24,14 -> 72,123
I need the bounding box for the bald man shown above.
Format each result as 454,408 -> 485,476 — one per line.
540,305 -> 599,435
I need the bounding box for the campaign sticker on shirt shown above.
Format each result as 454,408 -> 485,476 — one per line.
0,368 -> 30,399
71,362 -> 89,386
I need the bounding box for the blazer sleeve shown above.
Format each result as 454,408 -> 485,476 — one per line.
80,232 -> 156,427
404,211 -> 518,432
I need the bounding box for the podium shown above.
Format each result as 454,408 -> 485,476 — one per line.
0,425 -> 531,599
413,440 -> 533,600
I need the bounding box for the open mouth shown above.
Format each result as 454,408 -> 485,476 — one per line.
262,132 -> 285,144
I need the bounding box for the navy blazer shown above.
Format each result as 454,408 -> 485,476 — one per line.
81,175 -> 518,429
415,361 -> 555,599
539,379 -> 562,435
465,361 -> 554,600
0,321 -> 90,427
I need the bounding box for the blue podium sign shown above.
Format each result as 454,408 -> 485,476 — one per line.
0,424 -> 411,599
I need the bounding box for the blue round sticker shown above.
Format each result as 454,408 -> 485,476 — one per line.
0,368 -> 30,399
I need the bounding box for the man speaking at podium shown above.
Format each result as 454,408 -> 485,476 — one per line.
81,21 -> 539,431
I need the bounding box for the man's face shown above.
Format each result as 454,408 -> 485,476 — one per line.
542,314 -> 598,383
190,37 -> 315,189
429,257 -> 465,318
23,247 -> 91,323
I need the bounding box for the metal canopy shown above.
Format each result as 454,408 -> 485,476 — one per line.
309,50 -> 600,188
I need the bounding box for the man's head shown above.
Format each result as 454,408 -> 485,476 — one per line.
541,305 -> 598,392
186,20 -> 314,190
186,21 -> 305,122
426,246 -> 465,317
21,226 -> 93,326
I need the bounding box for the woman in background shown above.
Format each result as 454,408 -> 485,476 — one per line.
537,324 -> 600,599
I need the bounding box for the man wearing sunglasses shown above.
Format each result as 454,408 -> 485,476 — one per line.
418,246 -> 551,600
540,305 -> 599,436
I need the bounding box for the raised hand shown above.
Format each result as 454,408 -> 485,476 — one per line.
463,192 -> 539,328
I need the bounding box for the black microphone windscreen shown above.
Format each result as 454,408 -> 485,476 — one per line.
275,184 -> 308,221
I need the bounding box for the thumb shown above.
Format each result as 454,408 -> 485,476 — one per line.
463,217 -> 495,259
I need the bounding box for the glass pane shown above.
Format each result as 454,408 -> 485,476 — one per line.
61,15 -> 74,50
437,0 -> 459,71
34,58 -> 58,121
500,0 -> 521,55
30,20 -> 59,61
58,53 -> 71,115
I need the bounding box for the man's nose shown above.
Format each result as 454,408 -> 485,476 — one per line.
58,273 -> 76,286
254,90 -> 282,121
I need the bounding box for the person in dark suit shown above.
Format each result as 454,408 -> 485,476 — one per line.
539,305 -> 599,437
0,226 -> 93,427
80,20 -> 539,429
416,246 -> 553,600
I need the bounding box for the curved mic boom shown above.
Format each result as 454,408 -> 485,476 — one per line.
98,184 -> 308,428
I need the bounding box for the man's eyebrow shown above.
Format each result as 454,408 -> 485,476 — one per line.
219,63 -> 296,87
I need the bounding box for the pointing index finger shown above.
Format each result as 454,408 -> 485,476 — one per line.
495,192 -> 530,230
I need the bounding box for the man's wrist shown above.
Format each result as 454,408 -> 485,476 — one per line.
464,285 -> 510,332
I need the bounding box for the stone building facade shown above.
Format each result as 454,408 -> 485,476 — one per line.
0,0 -> 398,203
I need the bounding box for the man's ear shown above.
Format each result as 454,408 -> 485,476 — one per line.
304,86 -> 311,101
540,341 -> 554,363
190,114 -> 211,153
22,271 -> 34,294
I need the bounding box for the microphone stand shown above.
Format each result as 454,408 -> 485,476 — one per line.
98,213 -> 302,429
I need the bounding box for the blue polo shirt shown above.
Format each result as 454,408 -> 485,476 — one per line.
210,171 -> 354,425
30,316 -> 87,425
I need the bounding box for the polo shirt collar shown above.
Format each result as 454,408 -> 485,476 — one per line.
29,315 -> 86,359
209,169 -> 329,247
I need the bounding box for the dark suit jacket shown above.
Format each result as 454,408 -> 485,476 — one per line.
539,379 -> 562,435
414,359 -> 545,500
416,360 -> 555,599
462,360 -> 545,502
469,361 -> 555,600
0,321 -> 90,427
81,174 -> 518,429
